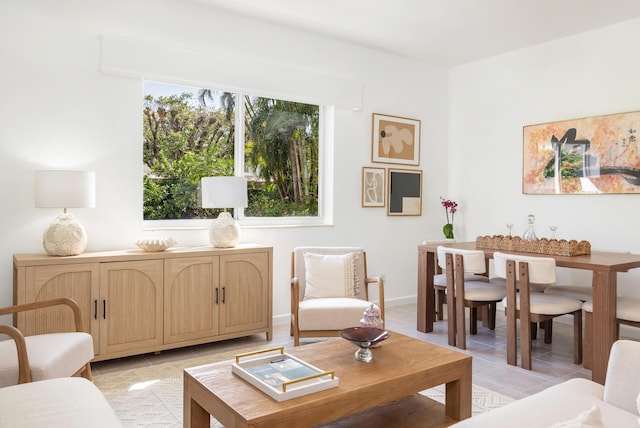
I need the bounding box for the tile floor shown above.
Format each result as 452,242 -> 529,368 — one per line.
92,302 -> 593,400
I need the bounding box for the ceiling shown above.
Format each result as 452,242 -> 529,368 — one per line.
187,0 -> 640,67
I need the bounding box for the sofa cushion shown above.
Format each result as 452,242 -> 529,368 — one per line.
451,378 -> 637,427
297,297 -> 373,330
0,377 -> 121,427
603,340 -> 640,415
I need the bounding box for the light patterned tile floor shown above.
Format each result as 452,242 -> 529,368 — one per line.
93,303 -> 592,400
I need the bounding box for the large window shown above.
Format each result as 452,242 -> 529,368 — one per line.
142,80 -> 322,226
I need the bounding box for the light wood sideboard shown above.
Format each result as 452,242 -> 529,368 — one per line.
13,244 -> 272,362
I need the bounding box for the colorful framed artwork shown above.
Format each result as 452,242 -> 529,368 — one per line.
362,167 -> 385,208
372,113 -> 421,166
387,168 -> 422,216
523,110 -> 640,194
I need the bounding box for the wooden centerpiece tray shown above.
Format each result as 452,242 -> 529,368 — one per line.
231,346 -> 339,402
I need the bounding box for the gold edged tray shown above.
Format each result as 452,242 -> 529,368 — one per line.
231,347 -> 339,402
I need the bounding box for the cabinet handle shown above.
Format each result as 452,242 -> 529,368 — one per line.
94,300 -> 98,320
215,288 -> 219,305
222,287 -> 226,304
103,300 -> 106,319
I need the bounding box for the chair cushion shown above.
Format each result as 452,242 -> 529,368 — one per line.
544,285 -> 592,302
493,252 -> 557,284
433,273 -> 489,286
302,252 -> 359,300
462,282 -> 506,302
583,297 -> 640,322
436,246 -> 486,274
297,298 -> 374,330
0,332 -> 94,387
501,293 -> 583,315
490,277 -> 549,293
0,377 -> 121,427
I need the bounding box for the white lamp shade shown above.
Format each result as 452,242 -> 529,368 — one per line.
201,176 -> 248,209
35,170 -> 96,209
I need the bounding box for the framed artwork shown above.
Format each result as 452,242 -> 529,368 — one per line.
387,168 -> 422,216
362,167 -> 385,207
372,113 -> 421,166
523,110 -> 640,194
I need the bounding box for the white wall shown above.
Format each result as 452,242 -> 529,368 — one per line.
0,0 -> 450,323
450,18 -> 640,297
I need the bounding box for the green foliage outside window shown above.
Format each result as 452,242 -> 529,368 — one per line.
142,83 -> 319,220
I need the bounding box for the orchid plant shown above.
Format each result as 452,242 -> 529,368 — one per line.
440,197 -> 458,239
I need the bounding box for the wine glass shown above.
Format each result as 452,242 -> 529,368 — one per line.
550,226 -> 558,240
506,223 -> 514,237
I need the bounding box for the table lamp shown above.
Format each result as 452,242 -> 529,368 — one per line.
35,170 -> 96,256
200,176 -> 248,248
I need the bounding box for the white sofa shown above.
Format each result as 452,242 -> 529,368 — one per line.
0,377 -> 121,427
452,340 -> 640,427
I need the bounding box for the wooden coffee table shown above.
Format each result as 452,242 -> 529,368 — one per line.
184,332 -> 472,428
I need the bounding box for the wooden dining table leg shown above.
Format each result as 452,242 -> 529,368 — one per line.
417,248 -> 435,333
591,271 -> 617,385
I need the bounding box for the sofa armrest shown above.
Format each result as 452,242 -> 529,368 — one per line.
603,340 -> 640,415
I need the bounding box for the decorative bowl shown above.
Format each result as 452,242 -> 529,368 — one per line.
339,327 -> 389,362
135,237 -> 176,252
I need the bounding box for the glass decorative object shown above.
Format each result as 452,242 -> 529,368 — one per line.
339,327 -> 389,362
360,304 -> 384,329
522,214 -> 538,241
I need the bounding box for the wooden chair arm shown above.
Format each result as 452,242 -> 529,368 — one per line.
291,278 -> 301,311
364,276 -> 385,320
0,297 -> 85,332
0,324 -> 32,383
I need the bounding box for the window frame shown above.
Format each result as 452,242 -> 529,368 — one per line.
142,87 -> 332,230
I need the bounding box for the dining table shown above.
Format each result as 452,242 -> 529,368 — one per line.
417,241 -> 640,385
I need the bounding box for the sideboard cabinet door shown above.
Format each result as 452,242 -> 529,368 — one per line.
219,252 -> 271,339
22,263 -> 100,354
99,260 -> 164,355
163,256 -> 220,344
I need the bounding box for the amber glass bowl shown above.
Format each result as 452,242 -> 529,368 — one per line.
339,327 -> 389,362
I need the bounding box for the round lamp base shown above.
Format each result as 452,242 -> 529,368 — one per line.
42,213 -> 88,256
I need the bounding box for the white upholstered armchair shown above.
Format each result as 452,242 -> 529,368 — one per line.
290,247 -> 385,346
0,297 -> 94,386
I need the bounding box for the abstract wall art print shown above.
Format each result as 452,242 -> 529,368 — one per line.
362,167 -> 386,208
387,168 -> 422,216
523,110 -> 640,194
372,113 -> 421,166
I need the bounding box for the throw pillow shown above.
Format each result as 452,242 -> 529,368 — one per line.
550,406 -> 604,428
303,252 -> 359,300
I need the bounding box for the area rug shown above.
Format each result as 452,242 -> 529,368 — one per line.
93,347 -> 514,427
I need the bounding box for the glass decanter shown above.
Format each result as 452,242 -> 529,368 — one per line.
522,214 -> 538,241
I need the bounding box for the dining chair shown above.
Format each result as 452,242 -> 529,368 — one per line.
290,246 -> 385,346
493,252 -> 583,370
437,246 -> 506,349
582,297 -> 640,369
426,240 -> 489,322
0,297 -> 94,387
